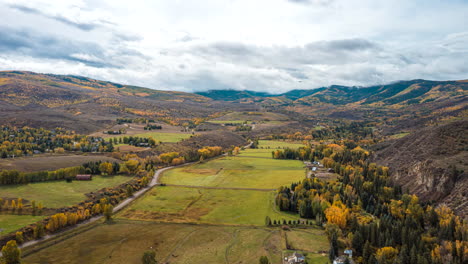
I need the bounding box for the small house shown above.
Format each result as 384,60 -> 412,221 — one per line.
76,174 -> 92,180
344,249 -> 353,258
312,167 -> 317,172
284,252 -> 305,264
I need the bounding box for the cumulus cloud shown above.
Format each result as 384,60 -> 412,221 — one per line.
0,0 -> 467,93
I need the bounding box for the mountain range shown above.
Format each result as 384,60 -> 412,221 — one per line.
0,71 -> 466,134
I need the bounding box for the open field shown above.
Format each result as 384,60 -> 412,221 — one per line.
0,154 -> 121,172
285,229 -> 329,253
119,186 -> 299,225
0,215 -> 44,236
23,220 -> 285,264
257,140 -> 304,149
20,140 -> 327,263
0,175 -> 134,208
111,132 -> 193,143
161,156 -> 305,189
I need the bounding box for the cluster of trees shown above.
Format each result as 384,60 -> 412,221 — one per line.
116,118 -> 156,124
198,146 -> 223,161
105,129 -> 125,135
235,125 -> 252,132
144,124 -> 162,130
111,136 -> 157,147
0,126 -> 113,158
0,166 -> 84,185
0,159 -> 141,185
276,143 -> 467,264
272,143 -> 369,164
267,121 -> 378,145
0,199 -> 43,216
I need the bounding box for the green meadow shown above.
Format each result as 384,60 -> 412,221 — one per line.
0,215 -> 44,236
0,175 -> 133,208
119,186 -> 299,225
161,141 -> 306,189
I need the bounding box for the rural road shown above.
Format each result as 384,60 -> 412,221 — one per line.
13,141 -> 253,252
15,162 -> 195,251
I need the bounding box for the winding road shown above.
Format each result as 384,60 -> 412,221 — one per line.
13,142 -> 253,252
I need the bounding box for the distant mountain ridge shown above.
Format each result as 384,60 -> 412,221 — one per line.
196,79 -> 468,106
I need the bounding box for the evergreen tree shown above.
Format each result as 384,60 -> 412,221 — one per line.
259,256 -> 270,264
142,250 -> 157,264
329,233 -> 338,262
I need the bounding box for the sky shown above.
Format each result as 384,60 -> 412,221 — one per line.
0,0 -> 467,93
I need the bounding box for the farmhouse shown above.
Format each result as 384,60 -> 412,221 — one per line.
76,174 -> 92,180
284,252 -> 305,264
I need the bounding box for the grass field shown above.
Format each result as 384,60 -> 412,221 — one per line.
0,175 -> 133,208
257,140 -> 304,149
0,215 -> 44,236
161,144 -> 306,189
0,155 -> 121,172
286,229 -> 329,252
22,140 -> 328,263
119,186 -> 299,225
23,220 -> 284,264
112,132 -> 192,143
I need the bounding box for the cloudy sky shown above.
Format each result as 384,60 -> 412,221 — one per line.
0,0 -> 467,93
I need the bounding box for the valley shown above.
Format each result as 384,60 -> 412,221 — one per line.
0,71 -> 466,264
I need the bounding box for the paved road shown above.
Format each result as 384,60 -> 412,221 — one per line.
14,141 -> 253,252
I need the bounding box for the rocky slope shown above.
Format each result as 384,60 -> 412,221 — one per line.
372,120 -> 468,216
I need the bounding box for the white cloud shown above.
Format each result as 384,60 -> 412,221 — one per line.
0,0 -> 467,93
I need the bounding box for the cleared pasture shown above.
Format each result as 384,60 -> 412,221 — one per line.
0,175 -> 133,208
119,186 -> 299,225
0,215 -> 44,236
161,151 -> 305,189
23,220 -> 284,264
0,155 -> 121,172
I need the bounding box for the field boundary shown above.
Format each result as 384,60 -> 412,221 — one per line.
163,184 -> 276,192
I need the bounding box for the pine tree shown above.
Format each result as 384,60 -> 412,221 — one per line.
329,233 -> 338,262
259,256 -> 270,264
142,250 -> 157,264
